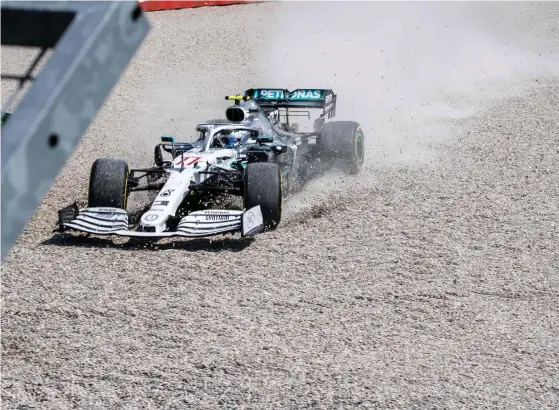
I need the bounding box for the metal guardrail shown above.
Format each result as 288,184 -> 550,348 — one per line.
1,1 -> 150,260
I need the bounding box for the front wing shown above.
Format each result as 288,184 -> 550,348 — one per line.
59,204 -> 264,238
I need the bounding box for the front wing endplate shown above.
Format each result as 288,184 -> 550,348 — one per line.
61,206 -> 264,238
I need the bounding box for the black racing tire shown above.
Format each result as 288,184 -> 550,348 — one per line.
88,158 -> 129,210
318,121 -> 365,175
243,162 -> 282,231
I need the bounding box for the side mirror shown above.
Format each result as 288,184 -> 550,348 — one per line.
154,144 -> 164,167
161,136 -> 175,143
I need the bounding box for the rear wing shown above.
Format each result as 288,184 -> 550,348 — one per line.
241,88 -> 337,119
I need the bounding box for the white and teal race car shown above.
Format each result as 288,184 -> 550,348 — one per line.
57,88 -> 364,240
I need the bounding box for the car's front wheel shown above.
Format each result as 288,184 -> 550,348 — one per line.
88,158 -> 130,209
243,162 -> 282,230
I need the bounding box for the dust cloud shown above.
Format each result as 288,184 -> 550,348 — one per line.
254,1 -> 558,214
257,1 -> 558,167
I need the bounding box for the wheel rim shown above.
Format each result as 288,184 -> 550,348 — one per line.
355,130 -> 365,164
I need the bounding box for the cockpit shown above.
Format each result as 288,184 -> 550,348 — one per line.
194,123 -> 261,151
209,128 -> 259,149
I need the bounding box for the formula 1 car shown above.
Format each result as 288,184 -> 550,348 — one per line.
57,88 -> 365,239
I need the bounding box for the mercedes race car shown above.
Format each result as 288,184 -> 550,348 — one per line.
57,87 -> 365,240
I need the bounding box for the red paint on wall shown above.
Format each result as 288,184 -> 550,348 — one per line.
139,1 -> 261,12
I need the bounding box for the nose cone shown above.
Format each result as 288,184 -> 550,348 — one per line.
140,211 -> 167,232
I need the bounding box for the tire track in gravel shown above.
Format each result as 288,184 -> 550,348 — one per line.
2,2 -> 559,408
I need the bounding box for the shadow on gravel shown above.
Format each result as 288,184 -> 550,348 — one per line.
42,233 -> 254,253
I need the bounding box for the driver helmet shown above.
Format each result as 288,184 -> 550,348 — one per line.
223,135 -> 239,148
211,131 -> 234,148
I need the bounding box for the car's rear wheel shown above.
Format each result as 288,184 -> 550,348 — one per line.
88,158 -> 129,209
318,121 -> 365,175
243,162 -> 282,230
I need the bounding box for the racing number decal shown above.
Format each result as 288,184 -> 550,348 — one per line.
176,156 -> 201,166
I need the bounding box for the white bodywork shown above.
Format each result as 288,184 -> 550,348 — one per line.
63,206 -> 263,238
140,146 -> 238,233
62,124 -> 265,239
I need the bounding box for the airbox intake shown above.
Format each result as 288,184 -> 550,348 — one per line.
226,106 -> 246,122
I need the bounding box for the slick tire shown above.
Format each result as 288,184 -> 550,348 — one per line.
88,158 -> 129,210
318,121 -> 365,175
244,162 -> 282,231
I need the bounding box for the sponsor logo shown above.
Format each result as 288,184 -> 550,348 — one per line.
94,208 -> 120,213
153,200 -> 169,207
325,94 -> 333,104
95,213 -> 117,220
205,214 -> 231,221
246,211 -> 256,229
145,214 -> 159,221
255,89 -> 323,101
203,210 -> 231,214
257,89 -> 285,99
290,89 -> 322,100
160,189 -> 174,197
